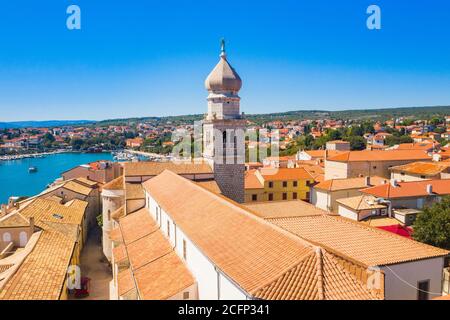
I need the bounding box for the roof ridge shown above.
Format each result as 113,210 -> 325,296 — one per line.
315,247 -> 324,300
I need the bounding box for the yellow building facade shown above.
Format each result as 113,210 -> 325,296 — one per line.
245,168 -> 314,203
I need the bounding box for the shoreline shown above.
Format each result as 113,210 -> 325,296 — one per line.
0,150 -> 112,162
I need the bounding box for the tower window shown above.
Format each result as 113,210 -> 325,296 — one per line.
223,131 -> 227,144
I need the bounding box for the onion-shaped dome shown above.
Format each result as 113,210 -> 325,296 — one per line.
205,40 -> 242,92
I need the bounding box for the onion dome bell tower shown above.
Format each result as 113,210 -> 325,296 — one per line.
203,39 -> 245,203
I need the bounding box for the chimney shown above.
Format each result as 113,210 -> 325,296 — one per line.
29,217 -> 35,234
426,184 -> 433,195
365,176 -> 371,187
390,179 -> 398,187
1,204 -> 7,216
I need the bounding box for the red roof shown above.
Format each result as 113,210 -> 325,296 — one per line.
377,225 -> 413,239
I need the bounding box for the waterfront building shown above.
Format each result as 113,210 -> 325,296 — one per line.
62,160 -> 122,184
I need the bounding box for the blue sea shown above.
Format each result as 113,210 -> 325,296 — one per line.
0,152 -> 113,204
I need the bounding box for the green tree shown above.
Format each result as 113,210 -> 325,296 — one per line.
345,136 -> 366,150
412,196 -> 450,250
70,138 -> 84,150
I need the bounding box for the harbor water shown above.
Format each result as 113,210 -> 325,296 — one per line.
0,152 -> 113,204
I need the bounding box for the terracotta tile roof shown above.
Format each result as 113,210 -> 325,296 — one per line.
244,170 -> 264,189
63,180 -> 93,196
336,195 -> 387,211
113,208 -> 195,300
0,230 -> 76,300
111,205 -> 126,221
268,215 -> 449,266
195,180 -> 222,194
113,245 -> 128,263
304,150 -> 344,159
133,252 -> 195,300
0,264 -> 13,273
125,183 -> 145,200
118,208 -> 158,245
142,170 -> 379,299
126,231 -> 172,270
102,176 -> 124,190
314,176 -> 386,192
361,179 -> 450,199
118,268 -> 135,296
362,217 -> 403,228
124,161 -> 212,177
109,226 -> 123,242
389,161 -> 450,176
19,198 -> 87,227
297,164 -> 324,179
396,142 -> 436,150
245,200 -> 330,219
327,150 -> 432,162
254,248 -> 376,300
0,212 -> 30,228
259,167 -> 313,181
74,177 -> 98,187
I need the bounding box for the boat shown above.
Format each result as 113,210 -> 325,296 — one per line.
28,166 -> 38,173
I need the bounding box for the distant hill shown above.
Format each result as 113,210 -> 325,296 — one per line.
0,120 -> 95,129
95,105 -> 450,126
3,105 -> 449,129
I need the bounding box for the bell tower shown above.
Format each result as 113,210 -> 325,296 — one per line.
203,40 -> 245,203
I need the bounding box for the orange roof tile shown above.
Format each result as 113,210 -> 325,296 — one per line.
102,176 -> 124,190
361,179 -> 450,199
327,150 -> 432,162
254,248 -> 376,300
245,200 -> 330,219
133,252 -> 195,300
0,230 -> 76,300
124,161 -> 212,177
314,176 -> 387,192
260,167 -> 313,181
142,170 -> 378,299
389,161 -> 450,176
118,208 -> 158,245
126,231 -> 172,270
268,215 -> 449,266
118,268 -> 135,296
244,170 -> 264,189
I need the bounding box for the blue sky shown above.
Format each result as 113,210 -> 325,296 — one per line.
1,0 -> 450,121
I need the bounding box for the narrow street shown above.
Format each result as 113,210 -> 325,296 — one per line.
74,226 -> 112,300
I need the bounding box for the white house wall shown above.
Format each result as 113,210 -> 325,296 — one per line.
381,257 -> 445,300
146,192 -> 248,300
